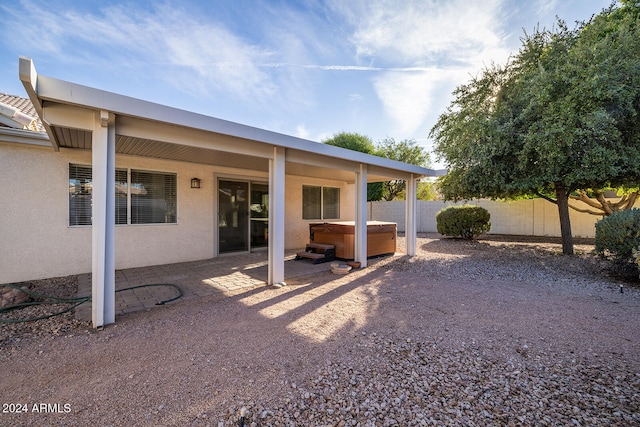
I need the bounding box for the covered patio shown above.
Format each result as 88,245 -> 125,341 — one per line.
17,56 -> 441,329
74,250 -> 396,322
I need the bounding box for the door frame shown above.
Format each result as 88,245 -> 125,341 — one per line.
213,173 -> 269,257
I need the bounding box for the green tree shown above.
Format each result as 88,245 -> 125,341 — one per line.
430,2 -> 640,254
396,180 -> 438,200
322,132 -> 383,201
323,131 -> 376,154
417,180 -> 438,201
376,137 -> 431,201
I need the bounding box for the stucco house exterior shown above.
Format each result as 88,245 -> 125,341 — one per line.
0,57 -> 440,328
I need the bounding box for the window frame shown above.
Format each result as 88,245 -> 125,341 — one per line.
68,164 -> 94,226
129,169 -> 178,225
68,163 -> 177,227
302,184 -> 340,220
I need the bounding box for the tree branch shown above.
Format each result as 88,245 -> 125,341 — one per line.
570,190 -> 606,210
535,191 -> 557,204
592,191 -> 614,216
620,192 -> 639,210
567,203 -> 604,216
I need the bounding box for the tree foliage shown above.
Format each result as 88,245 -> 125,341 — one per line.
395,180 -> 439,201
417,180 -> 438,201
430,1 -> 640,254
323,133 -> 431,201
322,132 -> 383,201
323,131 -> 377,154
377,137 -> 431,201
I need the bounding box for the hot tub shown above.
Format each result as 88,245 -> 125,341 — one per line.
309,221 -> 397,260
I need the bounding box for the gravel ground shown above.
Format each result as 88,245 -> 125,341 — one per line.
1,234 -> 639,426
0,275 -> 88,345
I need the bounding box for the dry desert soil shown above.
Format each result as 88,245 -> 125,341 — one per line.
1,234 -> 639,426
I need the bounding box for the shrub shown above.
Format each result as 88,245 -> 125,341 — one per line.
595,208 -> 640,279
633,247 -> 640,276
436,205 -> 491,240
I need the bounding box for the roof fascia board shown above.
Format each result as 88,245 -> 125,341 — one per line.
32,73 -> 304,148
0,127 -> 50,146
18,57 -> 60,151
31,73 -> 361,162
308,141 -> 435,176
429,168 -> 449,177
116,116 -> 274,159
19,58 -> 441,176
18,57 -> 38,106
366,165 -> 445,181
368,163 -> 448,180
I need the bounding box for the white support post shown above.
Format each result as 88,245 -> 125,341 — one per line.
355,164 -> 368,268
92,110 -> 116,328
268,146 -> 286,285
405,174 -> 417,256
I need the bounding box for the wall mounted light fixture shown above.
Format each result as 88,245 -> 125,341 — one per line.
191,178 -> 201,189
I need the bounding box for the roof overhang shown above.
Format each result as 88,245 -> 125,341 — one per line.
0,126 -> 50,146
19,57 -> 445,182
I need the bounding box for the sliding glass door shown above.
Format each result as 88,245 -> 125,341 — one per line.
249,183 -> 269,249
218,180 -> 268,254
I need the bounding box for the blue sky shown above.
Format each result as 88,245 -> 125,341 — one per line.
1,0 -> 610,167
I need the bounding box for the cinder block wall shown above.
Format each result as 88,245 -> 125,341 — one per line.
368,199 -> 639,238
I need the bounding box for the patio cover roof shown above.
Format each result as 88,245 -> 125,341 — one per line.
17,56 -> 443,329
18,57 -> 442,183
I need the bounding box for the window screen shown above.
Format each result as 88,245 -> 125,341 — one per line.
302,185 -> 340,220
130,170 -> 177,224
322,187 -> 340,219
69,164 -> 92,226
302,186 -> 322,219
115,169 -> 128,225
69,165 -> 177,226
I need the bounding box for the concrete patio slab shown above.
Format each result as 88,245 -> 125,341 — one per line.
75,251 -> 341,322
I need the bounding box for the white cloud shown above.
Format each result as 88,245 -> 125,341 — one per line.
372,70 -> 462,135
338,0 -> 509,66
372,72 -> 429,135
8,1 -> 277,101
262,63 -> 441,72
332,0 -> 512,137
294,124 -> 310,139
535,0 -> 560,16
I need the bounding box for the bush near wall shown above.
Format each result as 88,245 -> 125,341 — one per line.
436,205 -> 491,240
595,208 -> 640,280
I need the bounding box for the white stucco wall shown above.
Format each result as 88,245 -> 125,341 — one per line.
369,198 -> 640,238
2,143 -> 90,283
1,141 -> 359,283
284,175 -> 355,249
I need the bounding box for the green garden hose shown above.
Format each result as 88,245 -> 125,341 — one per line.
0,283 -> 183,323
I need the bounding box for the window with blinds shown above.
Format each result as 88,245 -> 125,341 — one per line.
69,164 -> 93,226
131,170 -> 177,224
69,164 -> 177,226
302,185 -> 340,220
115,169 -> 128,225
